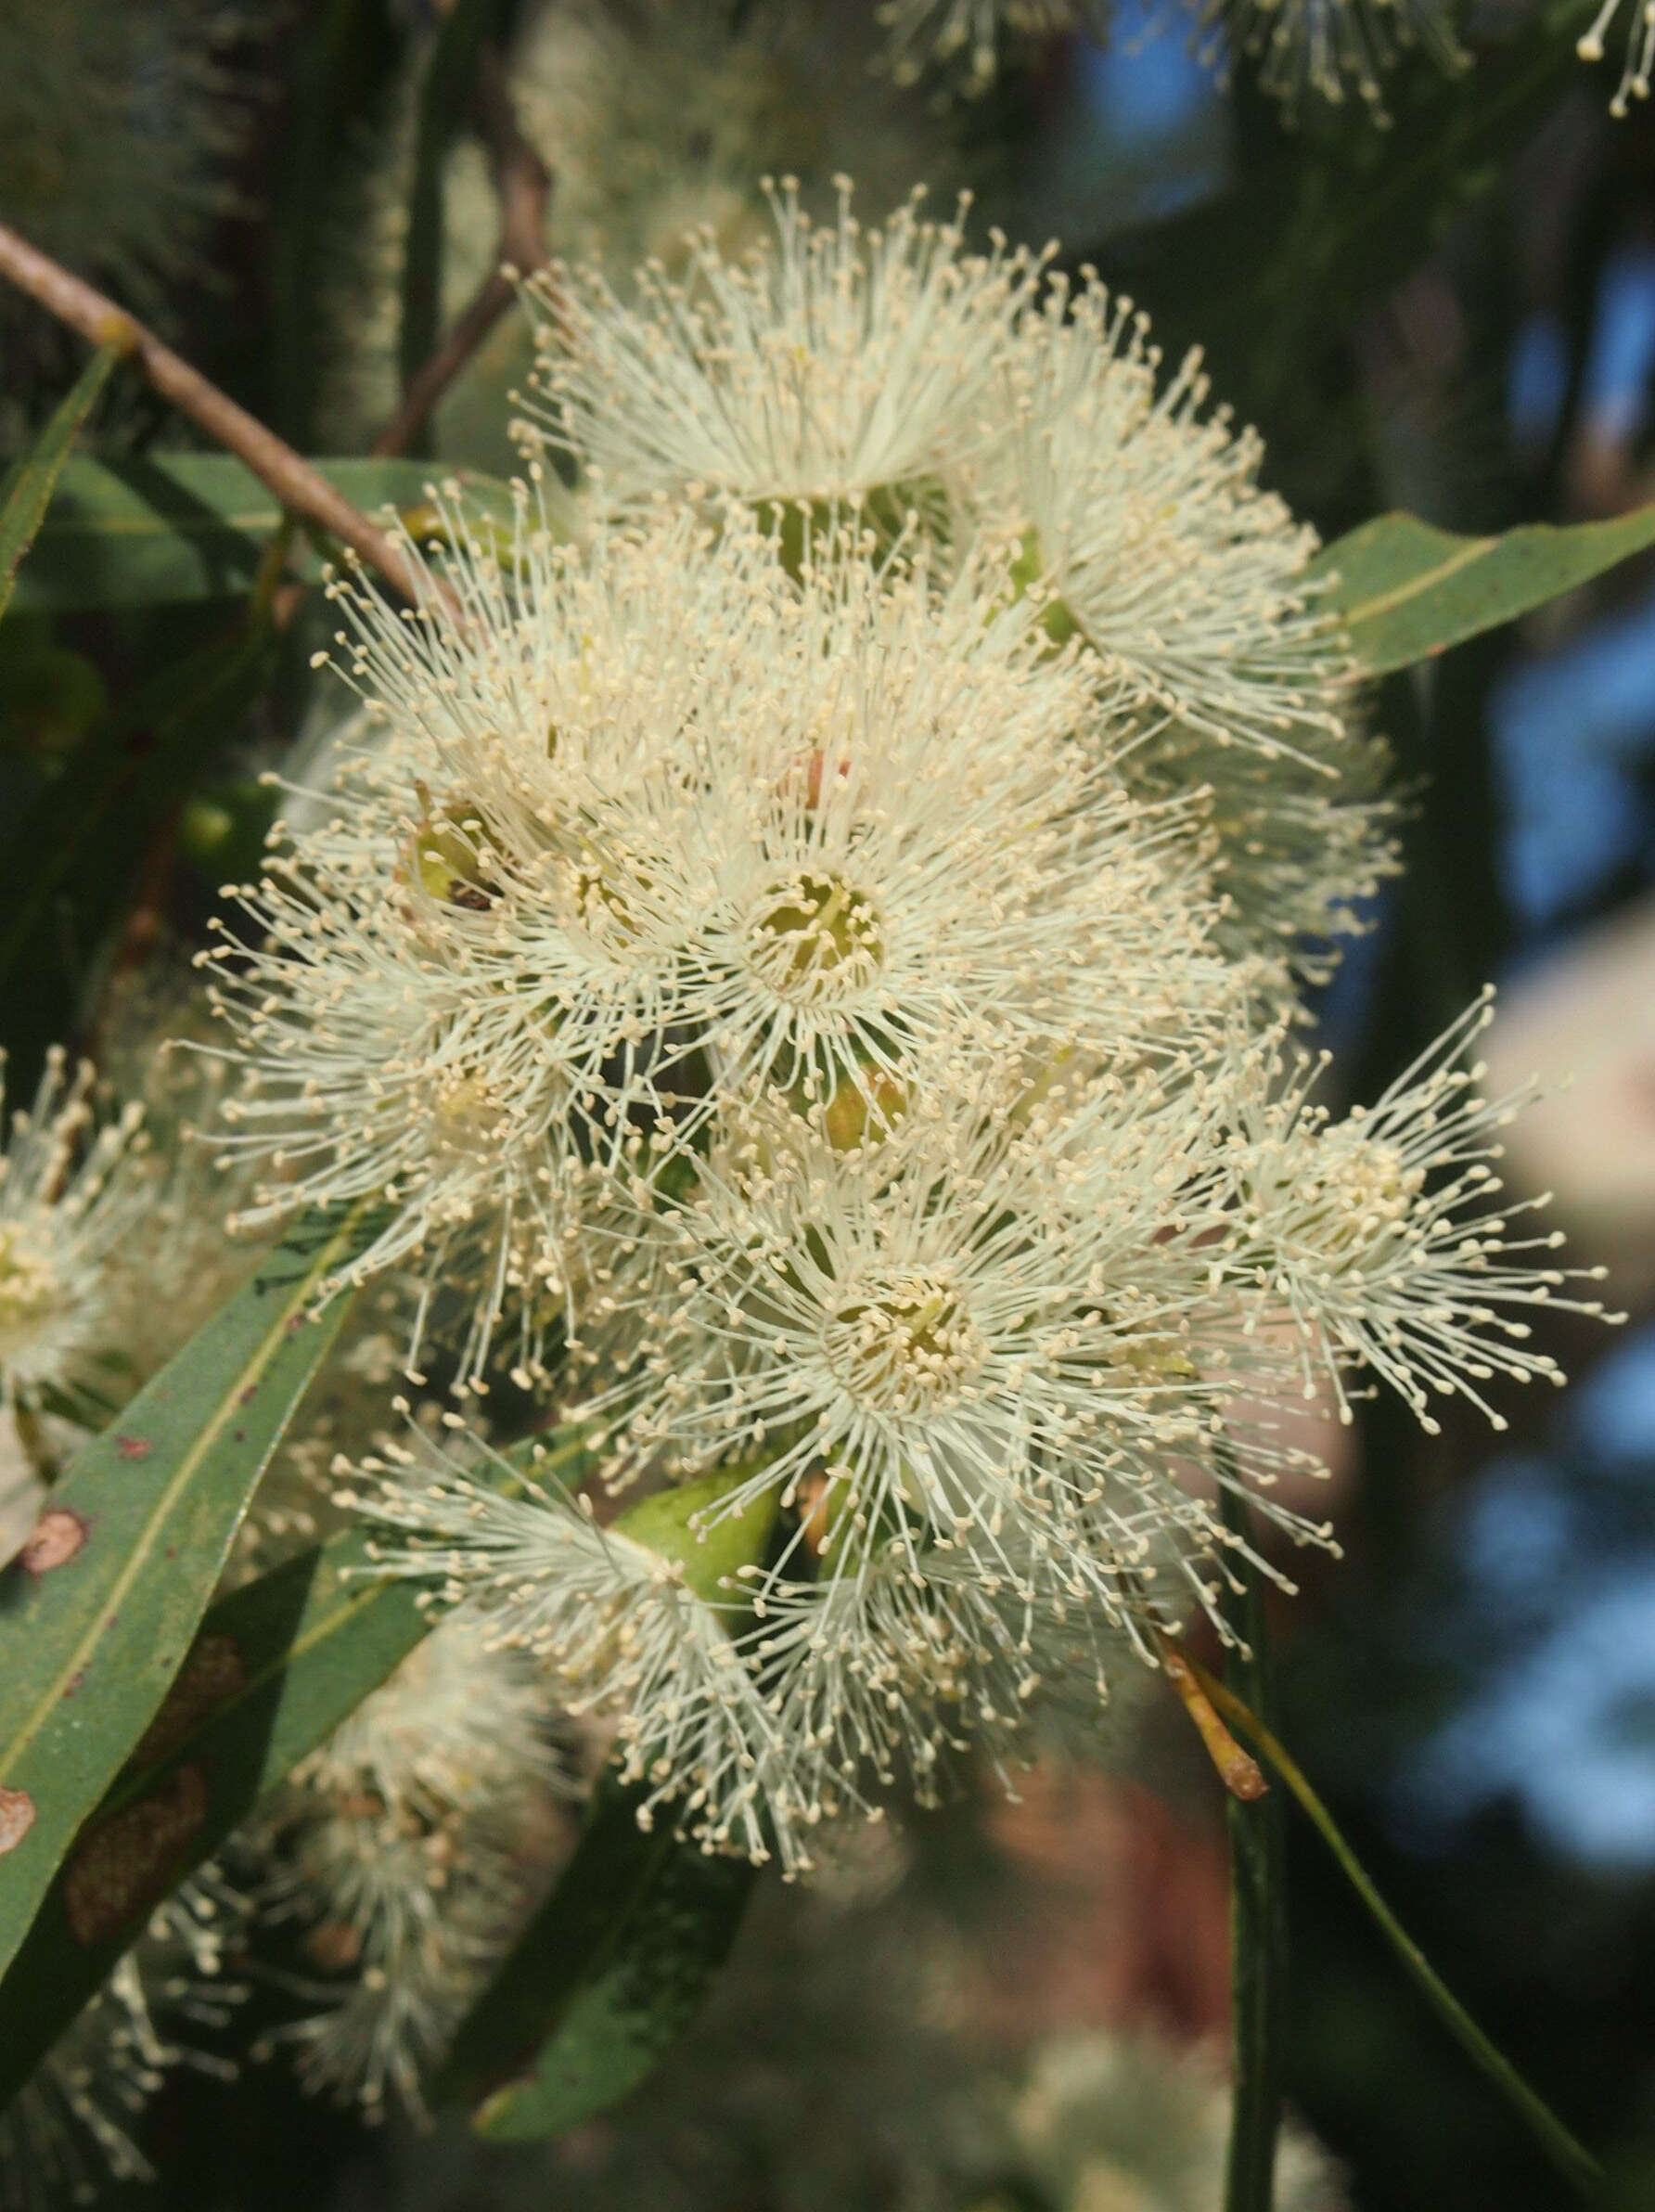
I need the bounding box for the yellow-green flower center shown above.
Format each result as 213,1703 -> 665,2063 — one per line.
0,1226 -> 66,1357
750,871 -> 884,1004
825,1277 -> 984,1414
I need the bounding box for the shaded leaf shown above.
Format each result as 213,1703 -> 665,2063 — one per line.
0,1527 -> 422,2110
5,454 -> 513,613
440,1776 -> 756,2141
1318,504 -> 1655,675
0,345 -> 125,620
1194,1656 -> 1602,2197
0,1205 -> 378,1984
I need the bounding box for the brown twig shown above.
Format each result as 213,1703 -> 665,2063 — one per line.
0,219 -> 457,620
373,45 -> 553,459
1158,1636 -> 1270,1802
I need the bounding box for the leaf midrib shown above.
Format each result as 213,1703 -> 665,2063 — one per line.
0,1204 -> 363,1789
1337,531 -> 1496,629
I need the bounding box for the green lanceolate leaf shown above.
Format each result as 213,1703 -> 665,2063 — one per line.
439,1774 -> 757,2141
0,1422 -> 597,2113
1316,504 -> 1655,676
0,344 -> 125,620
433,1464 -> 779,2135
0,1528 -> 422,2110
5,454 -> 515,613
0,1204 -> 378,1984
1193,1658 -> 1603,2199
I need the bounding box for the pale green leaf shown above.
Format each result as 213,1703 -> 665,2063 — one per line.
1316,505 -> 1655,675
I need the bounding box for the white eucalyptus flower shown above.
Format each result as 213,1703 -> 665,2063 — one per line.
983,275 -> 1352,763
522,179 -> 1046,509
340,1435 -> 828,1873
575,1073 -> 1322,1621
343,1423 -> 1149,1868
212,500 -> 1233,1384
257,1615 -> 567,2118
1219,994 -> 1622,1433
343,1010 -> 1610,1864
203,835 -> 576,1390
0,1049 -> 148,1416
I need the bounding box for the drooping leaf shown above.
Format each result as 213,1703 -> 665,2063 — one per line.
0,1423 -> 596,2112
0,1203 -> 378,1984
1194,1658 -> 1603,2198
1316,505 -> 1655,676
5,454 -> 513,613
439,1776 -> 757,2141
0,344 -> 125,620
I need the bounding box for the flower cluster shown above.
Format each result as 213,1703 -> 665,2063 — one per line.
253,1617 -> 569,2118
204,183 -> 1609,1875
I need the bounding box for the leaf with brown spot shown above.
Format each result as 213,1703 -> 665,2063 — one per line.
0,1201 -> 378,1988
0,1792 -> 34,1858
0,1423 -> 594,2110
19,1509 -> 88,1575
62,1769 -> 208,1942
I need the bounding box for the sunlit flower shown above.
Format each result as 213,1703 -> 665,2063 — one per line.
522,179 -> 1046,509
965,270 -> 1394,974
0,1048 -> 148,1416
1218,994 -> 1622,1433
344,1006 -> 1610,1863
575,1073 -> 1321,1618
341,1434 -> 828,1872
982,276 -> 1353,762
1120,716 -> 1397,981
343,1421 -> 1148,1868
203,831 -> 577,1388
212,499 -> 1234,1385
